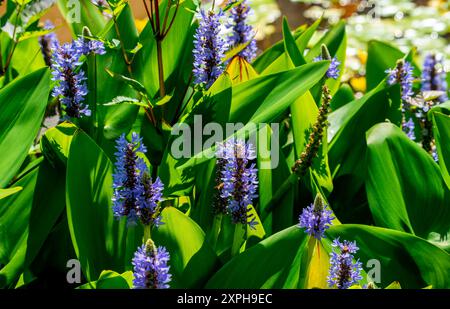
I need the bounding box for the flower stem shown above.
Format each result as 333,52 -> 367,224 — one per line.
231,223 -> 246,257
112,11 -> 133,76
144,225 -> 151,243
210,214 -> 222,250
2,4 -> 23,77
153,0 -> 166,98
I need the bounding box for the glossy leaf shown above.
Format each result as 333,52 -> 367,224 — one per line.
0,67 -> 50,188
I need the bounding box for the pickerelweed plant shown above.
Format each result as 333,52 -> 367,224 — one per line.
1,0 -> 449,291
50,37 -> 105,119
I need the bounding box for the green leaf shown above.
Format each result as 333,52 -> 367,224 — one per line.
178,61 -> 329,171
41,122 -> 78,167
8,35 -> 46,76
366,40 -> 404,91
305,21 -> 345,62
296,17 -> 322,53
152,207 -> 219,288
282,17 -> 305,67
0,187 -> 22,200
253,25 -> 305,73
365,122 -> 450,238
326,225 -> 450,289
327,80 -> 401,223
0,67 -> 50,188
0,159 -> 66,288
103,96 -> 149,108
66,129 -> 142,281
207,224 -> 450,289
57,0 -> 107,35
431,111 -> 450,190
78,270 -> 133,289
330,84 -> 355,110
105,69 -> 150,99
205,226 -> 309,288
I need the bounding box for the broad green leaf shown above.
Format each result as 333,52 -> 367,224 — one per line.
77,270 -> 133,289
296,17 -> 322,53
0,159 -> 66,288
431,111 -> 450,189
253,25 -> 305,73
0,187 -> 22,200
0,67 -> 50,188
133,0 -> 196,122
41,122 -> 78,167
207,224 -> 450,289
365,122 -> 450,238
66,129 -> 142,281
327,81 -> 397,220
167,62 -> 329,193
305,21 -> 345,62
330,84 -> 354,111
366,40 -> 404,91
89,4 -> 140,155
282,17 -> 305,67
326,225 -> 450,289
152,207 -> 219,288
8,36 -> 46,76
205,226 -> 309,288
57,0 -> 106,36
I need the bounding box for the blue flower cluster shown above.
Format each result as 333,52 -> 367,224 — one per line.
386,60 -> 414,101
132,240 -> 171,289
314,56 -> 340,80
422,53 -> 448,103
39,20 -> 58,66
403,118 -> 416,141
298,198 -> 334,240
226,0 -> 257,62
193,9 -> 227,89
51,37 -> 105,118
216,139 -> 259,228
112,133 -> 164,227
327,238 -> 363,289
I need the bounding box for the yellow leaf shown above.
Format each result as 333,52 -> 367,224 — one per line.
135,19 -> 147,34
224,56 -> 259,85
304,238 -> 330,289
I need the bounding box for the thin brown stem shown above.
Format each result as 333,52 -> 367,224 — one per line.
161,0 -> 172,35
162,1 -> 179,38
3,4 -> 24,75
112,12 -> 133,76
154,0 -> 166,98
142,0 -> 156,33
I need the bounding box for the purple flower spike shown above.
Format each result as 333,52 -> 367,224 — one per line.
112,133 -> 148,225
216,139 -> 259,228
403,118 -> 416,141
112,133 -> 164,227
193,9 -> 227,89
298,195 -> 334,240
139,174 -> 164,227
132,240 -> 171,289
51,37 -> 105,118
386,60 -> 414,101
327,238 -> 363,289
226,0 -> 257,62
422,53 -> 448,103
314,56 -> 341,80
39,20 -> 59,66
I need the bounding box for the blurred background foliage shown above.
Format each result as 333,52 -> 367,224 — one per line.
2,0 -> 447,94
